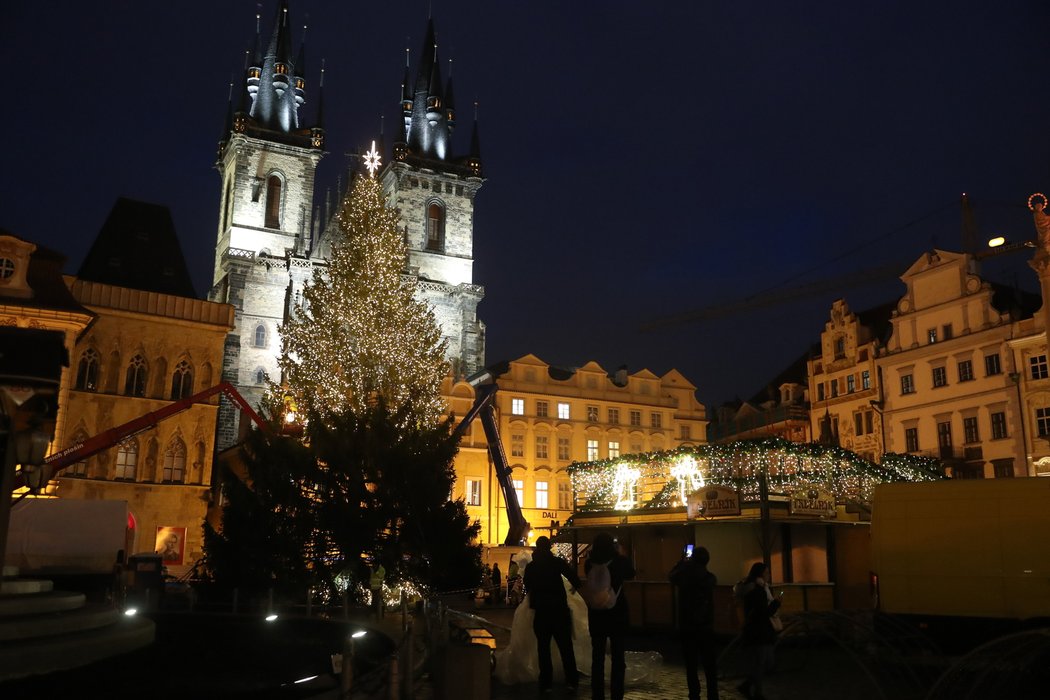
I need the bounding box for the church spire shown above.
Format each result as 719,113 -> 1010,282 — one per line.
403,19 -> 452,161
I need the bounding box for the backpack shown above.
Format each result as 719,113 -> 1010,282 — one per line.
582,561 -> 620,610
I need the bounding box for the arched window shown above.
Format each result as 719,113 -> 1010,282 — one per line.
124,355 -> 148,397
75,349 -> 100,391
265,175 -> 282,229
221,178 -> 233,232
255,368 -> 267,385
170,360 -> 193,400
67,430 -> 90,477
115,439 -> 138,480
162,439 -> 186,483
426,201 -> 445,251
253,324 -> 267,348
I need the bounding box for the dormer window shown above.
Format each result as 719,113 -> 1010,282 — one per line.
833,337 -> 845,360
0,258 -> 14,279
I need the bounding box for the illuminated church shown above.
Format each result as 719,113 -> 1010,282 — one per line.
209,1 -> 486,446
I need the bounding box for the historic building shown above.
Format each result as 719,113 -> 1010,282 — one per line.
209,3 -> 485,447
452,354 -> 708,545
708,354 -> 811,444
877,250 -> 1034,478
808,300 -> 893,463
57,199 -> 233,569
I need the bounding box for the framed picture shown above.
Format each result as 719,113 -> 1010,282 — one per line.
155,526 -> 186,565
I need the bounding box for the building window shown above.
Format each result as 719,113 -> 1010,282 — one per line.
535,481 -> 549,509
834,337 -> 845,359
115,439 -> 138,480
426,202 -> 445,251
1030,354 -> 1049,380
536,400 -> 549,418
587,405 -> 599,423
985,353 -> 1002,376
1036,408 -> 1050,438
557,402 -> 570,420
608,441 -> 620,459
511,398 -> 525,415
993,460 -> 1015,479
557,437 -> 571,461
170,360 -> 194,400
817,383 -> 825,401
535,435 -> 548,460
0,258 -> 15,279
932,366 -> 948,388
905,427 -> 919,452
124,355 -> 148,397
558,481 -> 571,510
847,375 -> 856,393
943,324 -> 953,340
992,411 -> 1008,439
680,425 -> 691,440
607,408 -> 619,424
265,175 -> 282,229
865,410 -> 873,435
465,479 -> 481,506
650,412 -> 662,429
900,374 -> 914,395
587,439 -> 599,461
963,416 -> 979,444
629,410 -> 641,427
630,442 -> 643,454
162,439 -> 187,483
255,368 -> 267,384
513,479 -> 524,507
855,412 -> 864,436
928,328 -> 938,344
958,360 -> 974,382
75,349 -> 100,392
510,433 -> 524,458
831,380 -> 838,398
253,324 -> 267,348
862,370 -> 871,390
937,421 -> 953,456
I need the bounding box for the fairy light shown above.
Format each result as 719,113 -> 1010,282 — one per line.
570,438 -> 942,512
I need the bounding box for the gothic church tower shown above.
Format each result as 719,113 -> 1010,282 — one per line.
380,19 -> 486,379
210,0 -> 324,447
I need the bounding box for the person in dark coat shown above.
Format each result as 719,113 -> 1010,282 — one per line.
669,545 -> 718,700
491,562 -> 502,597
585,533 -> 636,700
522,536 -> 582,692
734,562 -> 781,700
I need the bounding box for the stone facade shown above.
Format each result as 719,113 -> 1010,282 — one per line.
453,355 -> 708,545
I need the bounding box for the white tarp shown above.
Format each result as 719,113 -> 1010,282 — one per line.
4,498 -> 128,574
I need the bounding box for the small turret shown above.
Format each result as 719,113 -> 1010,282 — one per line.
445,58 -> 456,134
293,24 -> 307,108
425,43 -> 443,125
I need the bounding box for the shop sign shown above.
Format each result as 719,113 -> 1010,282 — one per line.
790,487 -> 837,517
687,485 -> 741,519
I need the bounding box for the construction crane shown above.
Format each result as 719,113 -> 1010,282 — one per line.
452,382 -> 531,546
13,381 -> 268,495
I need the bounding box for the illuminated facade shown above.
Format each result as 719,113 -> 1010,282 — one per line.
452,354 -> 708,545
210,5 -> 485,447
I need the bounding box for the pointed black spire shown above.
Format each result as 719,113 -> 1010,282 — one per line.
445,58 -> 456,133
466,101 -> 483,177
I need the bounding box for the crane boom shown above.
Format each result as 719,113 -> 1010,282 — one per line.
453,383 -> 531,546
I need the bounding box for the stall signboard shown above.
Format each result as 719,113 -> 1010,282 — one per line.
687,486 -> 741,519
790,487 -> 837,517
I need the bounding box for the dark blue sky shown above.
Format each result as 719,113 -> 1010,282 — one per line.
3,1 -> 1050,410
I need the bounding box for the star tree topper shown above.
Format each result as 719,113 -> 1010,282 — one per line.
363,140 -> 382,177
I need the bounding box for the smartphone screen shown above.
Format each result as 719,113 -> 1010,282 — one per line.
684,544 -> 694,558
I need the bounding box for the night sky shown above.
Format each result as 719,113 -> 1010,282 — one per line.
4,1 -> 1050,411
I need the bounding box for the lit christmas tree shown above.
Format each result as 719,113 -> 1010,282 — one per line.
280,174 -> 449,424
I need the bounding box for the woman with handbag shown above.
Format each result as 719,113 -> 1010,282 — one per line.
733,562 -> 782,700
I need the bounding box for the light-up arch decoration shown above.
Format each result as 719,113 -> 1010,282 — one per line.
569,437 -> 943,513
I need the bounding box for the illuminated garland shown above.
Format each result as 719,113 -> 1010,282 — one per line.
569,438 -> 943,511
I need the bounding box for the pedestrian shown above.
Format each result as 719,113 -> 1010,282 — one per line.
491,562 -> 502,599
507,554 -> 520,604
669,545 -> 718,700
583,533 -> 635,700
369,560 -> 386,620
733,562 -> 781,700
522,536 -> 581,693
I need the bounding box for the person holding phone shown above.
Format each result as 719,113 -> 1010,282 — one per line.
669,544 -> 718,700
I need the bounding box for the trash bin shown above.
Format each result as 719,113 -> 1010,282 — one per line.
126,553 -> 164,608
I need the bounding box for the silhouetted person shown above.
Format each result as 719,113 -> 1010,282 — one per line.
522,536 -> 581,693
670,545 -> 718,700
491,562 -> 502,597
735,562 -> 781,700
584,533 -> 635,700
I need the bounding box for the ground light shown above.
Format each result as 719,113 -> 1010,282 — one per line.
265,613 -> 279,622
124,608 -> 138,616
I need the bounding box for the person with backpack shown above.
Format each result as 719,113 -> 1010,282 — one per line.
522,536 -> 582,693
583,532 -> 635,700
733,562 -> 781,700
669,545 -> 718,700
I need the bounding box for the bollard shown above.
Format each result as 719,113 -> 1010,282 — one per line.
387,653 -> 399,700
340,636 -> 354,699
343,590 -> 350,620
306,587 -> 313,618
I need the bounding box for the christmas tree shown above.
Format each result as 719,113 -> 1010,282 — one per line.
280,174 -> 449,425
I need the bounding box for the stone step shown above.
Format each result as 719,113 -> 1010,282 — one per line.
0,578 -> 54,595
0,589 -> 85,617
1,566 -> 18,577
0,614 -> 155,682
0,603 -> 119,643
